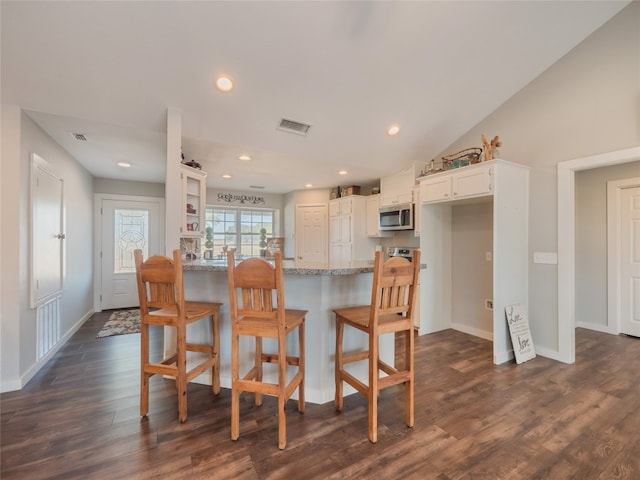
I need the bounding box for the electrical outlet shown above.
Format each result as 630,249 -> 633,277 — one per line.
485,299 -> 493,310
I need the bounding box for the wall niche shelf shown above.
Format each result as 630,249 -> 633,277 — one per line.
418,159 -> 530,364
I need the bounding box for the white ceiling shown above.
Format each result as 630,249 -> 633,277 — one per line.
1,1 -> 630,193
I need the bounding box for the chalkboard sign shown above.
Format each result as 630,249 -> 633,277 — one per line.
505,304 -> 536,364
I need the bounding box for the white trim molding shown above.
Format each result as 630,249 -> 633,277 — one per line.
557,146 -> 640,364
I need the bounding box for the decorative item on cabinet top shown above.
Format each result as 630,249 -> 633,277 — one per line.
181,159 -> 202,170
480,134 -> 501,161
330,185 -> 361,199
442,147 -> 483,170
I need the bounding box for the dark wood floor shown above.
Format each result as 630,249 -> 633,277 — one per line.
2,312 -> 640,479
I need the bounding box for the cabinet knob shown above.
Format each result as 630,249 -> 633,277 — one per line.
56,233 -> 66,240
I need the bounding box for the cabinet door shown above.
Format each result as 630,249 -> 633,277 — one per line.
339,214 -> 351,243
380,166 -> 415,206
366,195 -> 382,237
329,214 -> 343,243
339,197 -> 353,215
452,164 -> 493,199
329,243 -> 352,266
329,199 -> 340,217
420,175 -> 452,203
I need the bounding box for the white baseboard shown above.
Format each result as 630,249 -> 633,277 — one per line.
576,321 -> 617,335
451,322 -> 493,341
1,309 -> 94,393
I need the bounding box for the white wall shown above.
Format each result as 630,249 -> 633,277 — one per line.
432,3 -> 639,357
451,202 -> 494,337
0,109 -> 95,392
575,160 -> 640,329
1,105 -> 23,390
94,177 -> 165,197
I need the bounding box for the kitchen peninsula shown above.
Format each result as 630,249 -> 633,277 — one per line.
179,258 -> 393,404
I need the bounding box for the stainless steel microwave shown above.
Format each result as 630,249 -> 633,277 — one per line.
379,203 -> 414,231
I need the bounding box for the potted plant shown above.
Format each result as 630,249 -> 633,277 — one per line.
205,226 -> 214,259
259,228 -> 267,257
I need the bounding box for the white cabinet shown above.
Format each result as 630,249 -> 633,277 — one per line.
420,162 -> 493,204
417,159 -> 530,365
181,165 -> 206,237
380,166 -> 415,206
366,194 -> 391,238
329,196 -> 376,266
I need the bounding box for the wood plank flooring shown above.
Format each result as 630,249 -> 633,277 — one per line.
2,311 -> 640,479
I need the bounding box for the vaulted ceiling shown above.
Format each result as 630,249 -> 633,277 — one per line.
1,1 -> 630,193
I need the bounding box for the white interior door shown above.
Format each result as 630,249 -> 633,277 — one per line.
99,198 -> 163,310
30,154 -> 64,307
620,185 -> 640,337
295,204 -> 327,268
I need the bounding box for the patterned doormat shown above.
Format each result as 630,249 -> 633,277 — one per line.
96,309 -> 141,338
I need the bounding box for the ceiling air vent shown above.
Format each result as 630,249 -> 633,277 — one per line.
277,118 -> 311,136
71,133 -> 87,141
249,185 -> 265,189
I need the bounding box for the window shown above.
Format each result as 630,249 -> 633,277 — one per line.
114,208 -> 148,273
202,206 -> 276,258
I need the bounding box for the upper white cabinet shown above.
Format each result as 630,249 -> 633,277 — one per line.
365,194 -> 391,238
380,166 -> 415,206
329,196 -> 375,265
420,162 -> 493,203
181,165 -> 206,237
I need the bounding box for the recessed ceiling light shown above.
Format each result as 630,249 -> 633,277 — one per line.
338,170 -> 348,175
387,125 -> 400,136
238,154 -> 252,161
117,161 -> 131,168
222,174 -> 231,179
215,74 -> 233,92
305,183 -> 313,188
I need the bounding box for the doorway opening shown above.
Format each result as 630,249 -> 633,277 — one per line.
557,146 -> 640,363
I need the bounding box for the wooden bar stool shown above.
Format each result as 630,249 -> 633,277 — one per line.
333,249 -> 420,443
134,248 -> 222,423
226,250 -> 306,449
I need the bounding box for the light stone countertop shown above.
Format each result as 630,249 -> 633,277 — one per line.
182,258 -> 376,276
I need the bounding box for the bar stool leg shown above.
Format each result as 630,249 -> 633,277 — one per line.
231,330 -> 240,441
140,322 -> 150,417
211,312 -> 220,395
334,318 -> 344,411
177,323 -> 188,423
298,321 -> 305,413
255,336 -> 263,406
278,332 -> 287,450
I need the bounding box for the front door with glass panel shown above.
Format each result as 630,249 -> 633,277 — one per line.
100,199 -> 162,310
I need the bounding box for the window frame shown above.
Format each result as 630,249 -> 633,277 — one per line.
202,205 -> 277,258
